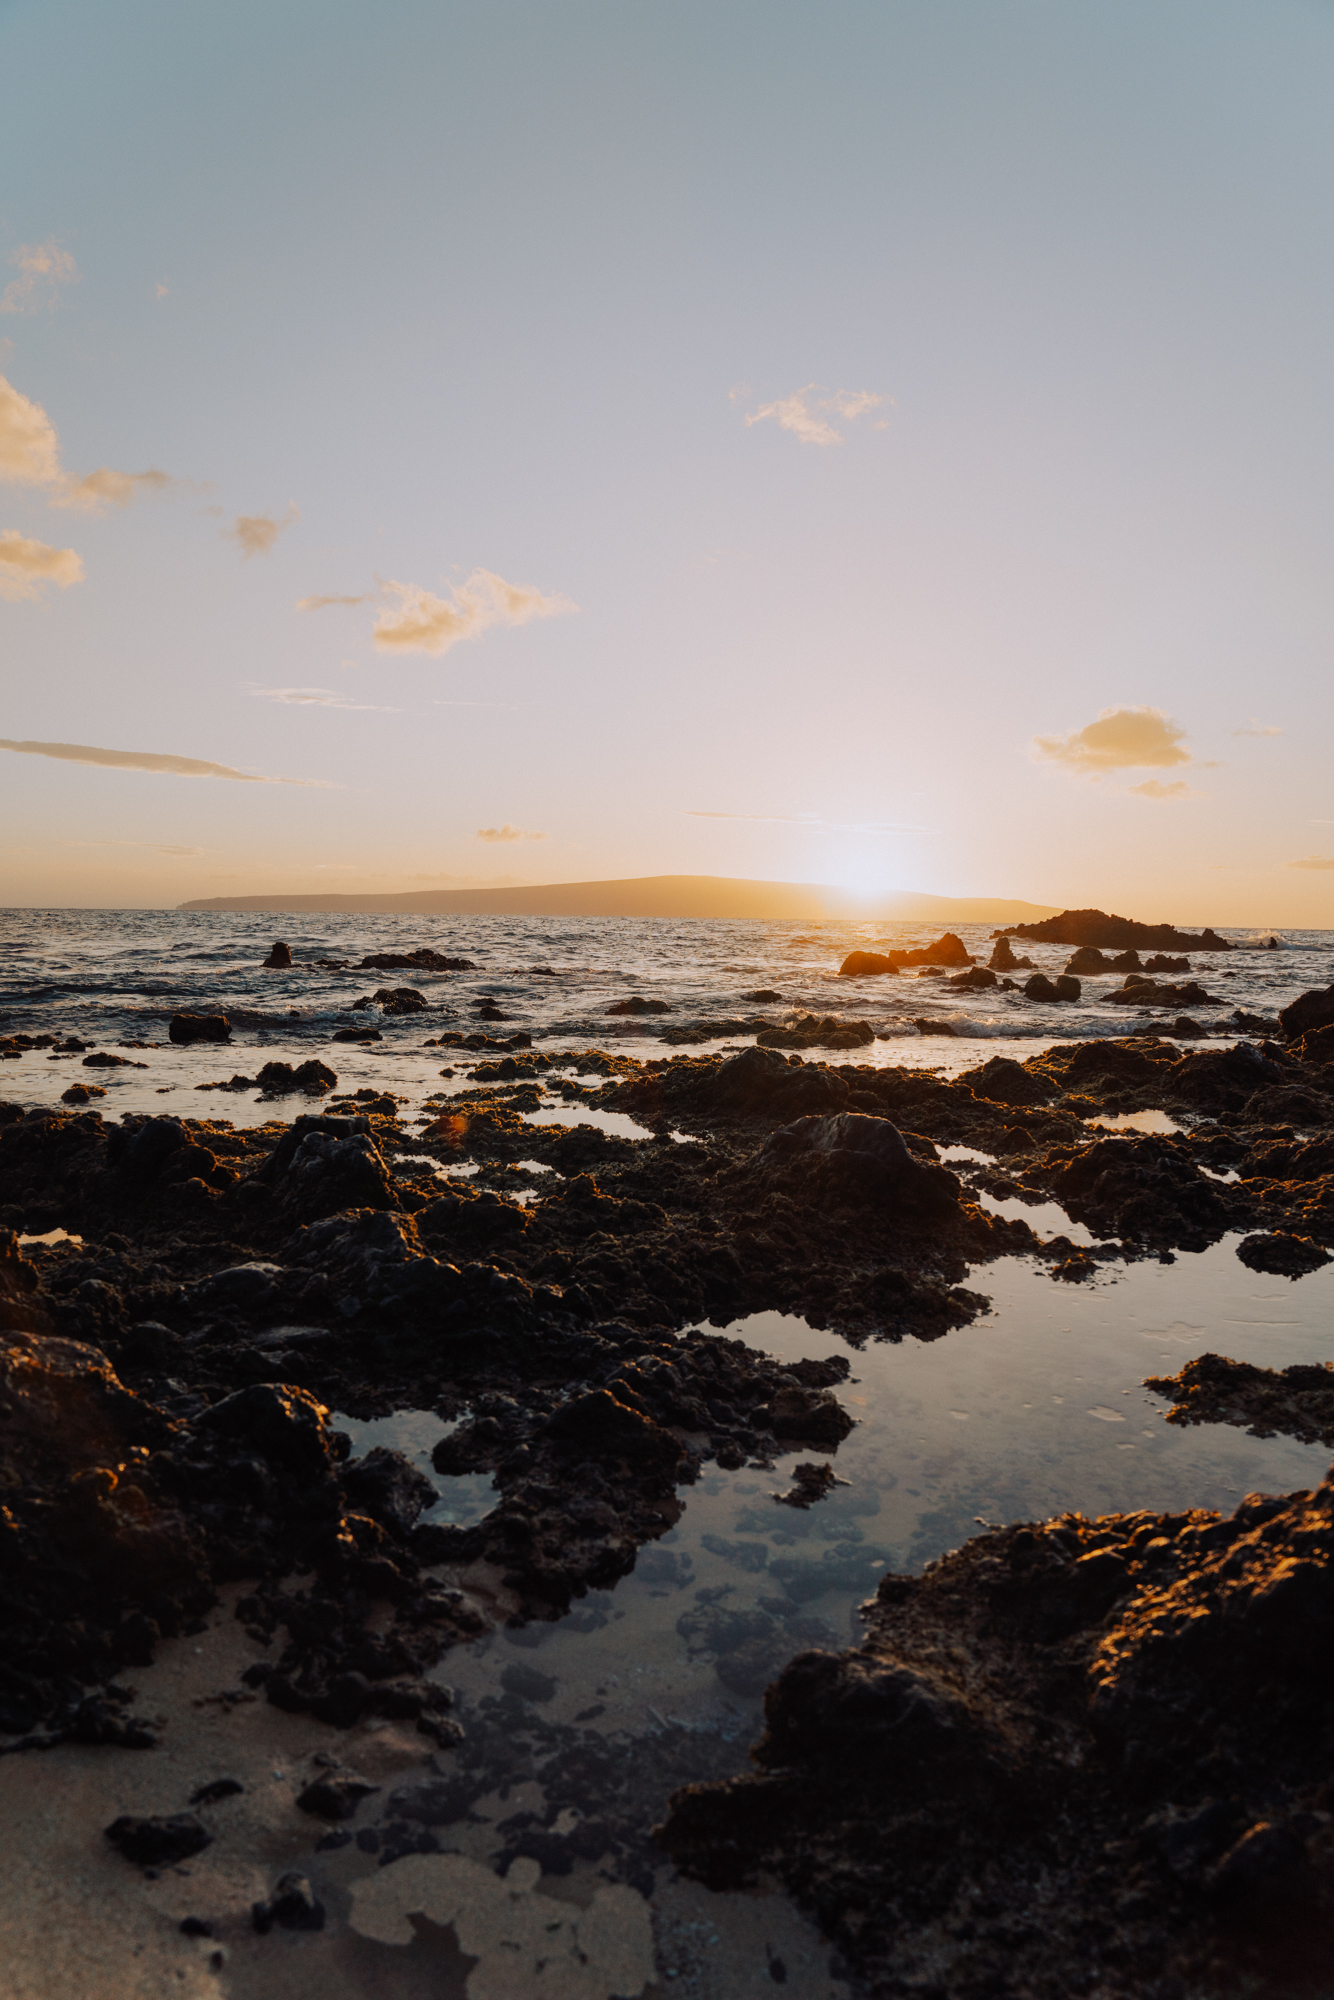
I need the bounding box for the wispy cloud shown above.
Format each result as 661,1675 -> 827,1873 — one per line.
688,810 -> 925,833
1127,779 -> 1202,801
53,467 -> 176,513
1,241 -> 78,316
250,685 -> 396,711
296,592 -> 372,611
225,503 -> 298,557
0,738 -> 320,784
0,373 -> 63,486
1288,854 -> 1334,871
1233,718 -> 1282,738
1034,705 -> 1194,777
0,530 -> 84,601
476,825 -> 549,842
740,383 -> 889,447
154,280 -> 170,301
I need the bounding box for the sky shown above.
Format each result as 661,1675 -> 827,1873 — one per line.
1,0 -> 1333,923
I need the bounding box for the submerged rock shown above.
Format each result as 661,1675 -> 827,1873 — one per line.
756,1014 -> 874,1050
1146,1349 -> 1334,1444
605,996 -> 672,1015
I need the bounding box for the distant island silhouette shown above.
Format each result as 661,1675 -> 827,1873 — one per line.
176,875 -> 1062,922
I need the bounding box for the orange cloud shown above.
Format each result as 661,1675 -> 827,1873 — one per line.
476,825 -> 549,842
53,467 -> 175,513
225,504 -> 299,557
0,530 -> 84,601
1288,854 -> 1334,871
1034,705 -> 1193,776
1127,779 -> 1201,801
0,374 -> 63,487
0,241 -> 78,316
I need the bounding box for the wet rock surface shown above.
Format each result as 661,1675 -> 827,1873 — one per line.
659,1469 -> 1334,1998
1147,1350 -> 1334,1447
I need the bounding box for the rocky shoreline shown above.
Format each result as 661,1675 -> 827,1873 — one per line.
3,978 -> 1334,1992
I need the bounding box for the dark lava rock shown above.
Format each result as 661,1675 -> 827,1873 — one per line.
1146,1350 -> 1334,1445
1242,1084 -> 1332,1126
168,1014 -> 230,1045
757,1015 -> 874,1051
1280,983 -> 1334,1039
774,1461 -> 839,1508
913,1017 -> 956,1036
766,1384 -> 854,1447
988,936 -> 1032,971
1042,1134 -> 1229,1250
839,951 -> 900,976
372,987 -> 427,1015
658,1469 -> 1334,1997
740,989 -> 782,1002
959,1056 -> 1053,1107
253,1871 -> 325,1934
994,908 -> 1233,951
105,1813 -> 212,1867
82,1052 -> 146,1069
189,1778 -> 244,1805
258,1114 -> 397,1216
759,1114 -> 961,1221
546,1389 -> 685,1474
197,1383 -> 338,1478
256,1059 -> 337,1096
263,942 -> 293,968
606,996 -> 672,1015
295,1774 -> 380,1820
1235,1230 -> 1333,1277
341,1446 -> 437,1531
1110,976 -> 1220,1008
946,966 -> 997,991
332,1027 -> 382,1043
1023,973 -> 1080,1002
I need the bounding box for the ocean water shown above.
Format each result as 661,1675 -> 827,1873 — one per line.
5,910 -> 1334,1997
2,909 -> 1331,1127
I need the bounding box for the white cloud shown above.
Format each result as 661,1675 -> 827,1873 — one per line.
1034,705 -> 1194,776
225,503 -> 298,557
1233,718 -> 1282,737
0,530 -> 84,601
250,686 -> 396,711
372,569 -> 577,655
476,824 -> 549,842
0,241 -> 78,316
1127,779 -> 1202,801
742,383 -> 889,447
1288,854 -> 1334,871
0,737 -> 319,784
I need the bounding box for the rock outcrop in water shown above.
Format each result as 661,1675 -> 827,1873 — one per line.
659,1468 -> 1334,1998
838,932 -> 973,975
993,907 -> 1234,951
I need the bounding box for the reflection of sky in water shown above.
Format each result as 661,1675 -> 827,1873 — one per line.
331,1406 -> 498,1526
1086,1108 -> 1183,1135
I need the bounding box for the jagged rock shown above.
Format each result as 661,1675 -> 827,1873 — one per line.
1234,1232 -> 1333,1278
759,1113 -> 961,1220
263,942 -> 293,968
958,1056 -> 1054,1107
1110,977 -> 1220,1008
256,1059 -> 337,1095
1024,973 -> 1080,1002
606,996 -> 671,1015
259,1114 -> 396,1216
342,1447 -> 437,1532
357,950 -> 475,972
756,1015 -> 874,1050
838,933 -> 972,976
993,908 -> 1233,951
946,966 -> 997,991
197,1383 -> 339,1478
1280,984 -> 1334,1039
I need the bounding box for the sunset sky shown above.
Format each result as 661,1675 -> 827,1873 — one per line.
2,0 -> 1333,922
